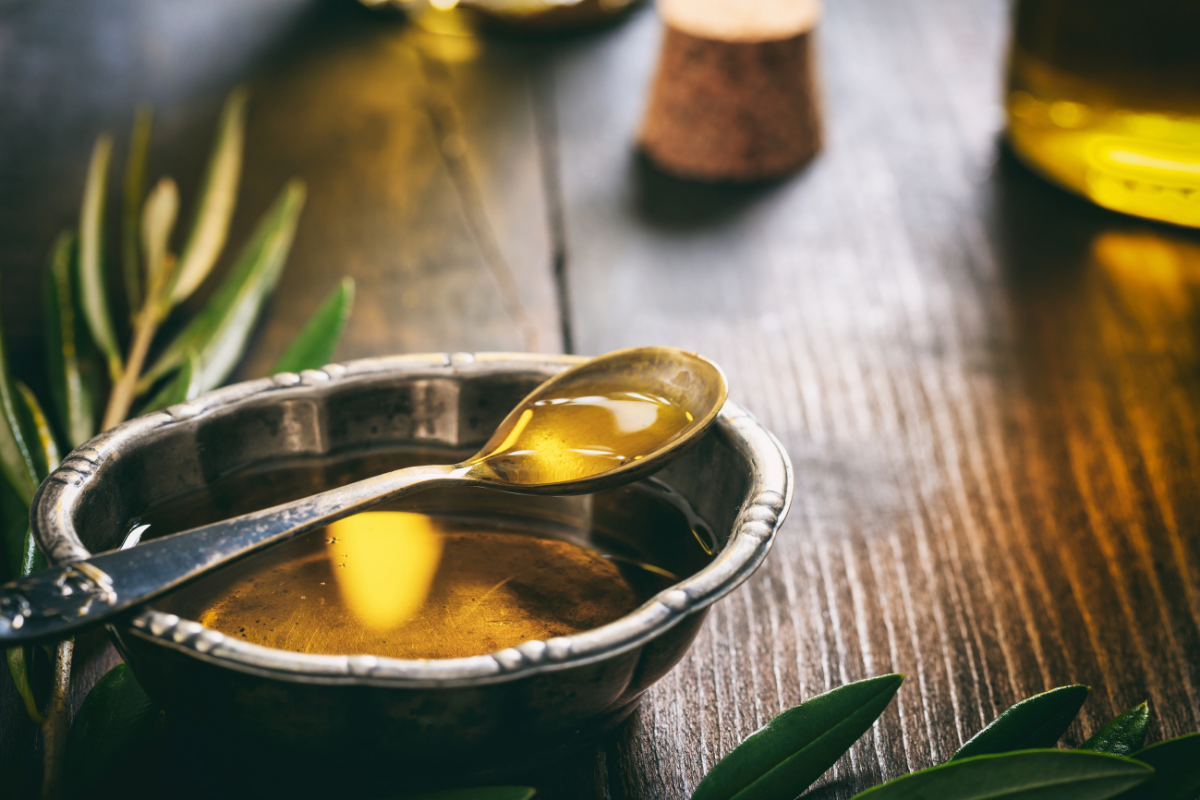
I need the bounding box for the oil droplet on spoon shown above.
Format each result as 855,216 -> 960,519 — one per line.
462,387 -> 698,485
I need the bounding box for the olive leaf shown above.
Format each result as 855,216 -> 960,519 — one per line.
850,750 -> 1152,800
167,87 -> 248,308
0,295 -> 44,506
1114,733 -> 1200,800
397,789 -> 536,800
692,674 -> 904,800
5,385 -> 57,725
141,350 -> 201,414
66,663 -> 161,791
1081,703 -> 1150,757
122,103 -> 153,314
44,231 -> 97,448
952,685 -> 1089,760
78,134 -> 123,380
272,277 -> 355,374
141,177 -> 180,295
13,383 -> 58,575
6,646 -> 44,723
139,180 -> 306,395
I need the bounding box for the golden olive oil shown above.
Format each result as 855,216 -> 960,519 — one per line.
466,387 -> 696,485
139,452 -> 713,660
1006,0 -> 1200,227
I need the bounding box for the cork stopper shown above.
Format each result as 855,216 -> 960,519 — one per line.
638,0 -> 824,181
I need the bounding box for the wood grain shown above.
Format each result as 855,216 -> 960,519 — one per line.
4,0 -> 1200,798
549,1 -> 1200,797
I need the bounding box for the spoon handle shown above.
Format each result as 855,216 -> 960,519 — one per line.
0,463 -> 465,645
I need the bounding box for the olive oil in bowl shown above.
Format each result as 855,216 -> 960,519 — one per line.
134,450 -> 714,660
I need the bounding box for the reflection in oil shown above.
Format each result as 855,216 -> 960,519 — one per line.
166,511 -> 649,660
328,512 -> 443,630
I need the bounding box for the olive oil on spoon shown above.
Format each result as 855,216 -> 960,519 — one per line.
0,347 -> 727,643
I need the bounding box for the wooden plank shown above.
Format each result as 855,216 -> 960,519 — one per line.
0,0 -> 557,790
549,0 -> 1200,797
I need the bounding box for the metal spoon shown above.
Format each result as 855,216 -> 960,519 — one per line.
0,347 -> 727,644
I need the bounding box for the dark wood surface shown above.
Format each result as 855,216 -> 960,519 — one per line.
4,0 -> 1200,797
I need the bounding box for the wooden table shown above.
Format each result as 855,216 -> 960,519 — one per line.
3,0 -> 1200,797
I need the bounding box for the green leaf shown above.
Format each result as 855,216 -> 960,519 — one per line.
7,646 -> 44,724
141,177 -> 180,295
1115,733 -> 1200,800
5,386 -> 59,724
272,277 -> 355,374
44,231 -> 97,448
167,87 -> 248,307
12,385 -> 58,575
850,750 -> 1152,800
79,134 -> 123,380
122,102 -> 153,314
140,180 -> 306,394
16,382 -> 60,481
66,663 -> 161,791
141,350 -> 202,414
0,297 -> 43,506
397,789 -> 536,800
692,674 -> 904,800
1081,703 -> 1150,757
952,685 -> 1090,760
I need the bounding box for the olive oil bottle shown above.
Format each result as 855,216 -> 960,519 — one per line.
1006,0 -> 1200,228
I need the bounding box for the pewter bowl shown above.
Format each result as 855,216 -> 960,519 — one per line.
33,353 -> 791,788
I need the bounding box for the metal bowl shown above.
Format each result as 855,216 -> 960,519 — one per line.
33,353 -> 791,787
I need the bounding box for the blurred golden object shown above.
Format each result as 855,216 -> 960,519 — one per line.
328,512 -> 443,630
1006,0 -> 1200,228
362,0 -> 641,34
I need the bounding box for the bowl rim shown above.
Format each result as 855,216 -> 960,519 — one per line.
34,352 -> 793,688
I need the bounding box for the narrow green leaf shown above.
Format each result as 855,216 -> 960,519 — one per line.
851,750 -> 1152,800
141,350 -> 202,414
6,646 -> 44,724
692,674 -> 904,800
141,177 -> 180,294
5,386 -> 59,724
952,684 -> 1090,760
0,298 -> 43,505
1116,733 -> 1200,800
17,383 -> 60,479
66,663 -> 161,790
1081,703 -> 1150,757
44,231 -> 97,448
167,87 -> 248,307
79,134 -> 123,380
122,102 -> 153,314
13,384 -> 59,575
272,277 -> 355,375
397,789 -> 536,800
140,180 -> 306,393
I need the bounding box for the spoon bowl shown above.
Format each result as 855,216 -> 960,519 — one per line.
461,346 -> 727,491
0,347 -> 726,644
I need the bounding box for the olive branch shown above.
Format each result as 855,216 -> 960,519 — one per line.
0,90 -> 354,799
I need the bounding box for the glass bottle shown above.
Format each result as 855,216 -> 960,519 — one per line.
1005,0 -> 1200,228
